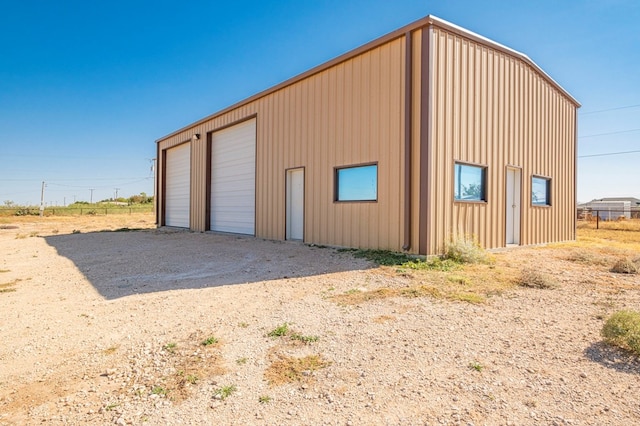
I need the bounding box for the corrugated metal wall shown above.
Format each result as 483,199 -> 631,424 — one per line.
426,27 -> 577,253
157,37 -> 409,251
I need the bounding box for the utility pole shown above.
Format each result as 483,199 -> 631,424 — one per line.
114,188 -> 120,200
39,181 -> 46,217
89,188 -> 94,204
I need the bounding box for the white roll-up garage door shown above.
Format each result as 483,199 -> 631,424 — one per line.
210,118 -> 256,234
165,143 -> 190,228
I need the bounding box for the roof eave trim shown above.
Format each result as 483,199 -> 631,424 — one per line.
156,14 -> 579,143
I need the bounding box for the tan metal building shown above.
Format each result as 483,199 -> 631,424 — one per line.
155,15 -> 579,255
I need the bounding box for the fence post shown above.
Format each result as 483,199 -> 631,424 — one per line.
596,211 -> 599,230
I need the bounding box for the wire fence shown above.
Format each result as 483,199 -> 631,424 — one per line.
0,205 -> 154,217
577,208 -> 640,231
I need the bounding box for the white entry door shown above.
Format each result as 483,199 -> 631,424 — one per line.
286,168 -> 304,241
506,167 -> 521,245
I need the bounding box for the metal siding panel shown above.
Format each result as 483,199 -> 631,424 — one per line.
429,27 -> 577,251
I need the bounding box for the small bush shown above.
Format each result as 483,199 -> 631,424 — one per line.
267,323 -> 289,338
610,258 -> 638,275
601,310 -> 640,355
518,268 -> 557,289
444,234 -> 487,264
201,336 -> 218,346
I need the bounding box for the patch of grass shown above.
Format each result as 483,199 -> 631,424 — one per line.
258,395 -> 271,403
236,357 -> 248,365
344,249 -> 415,266
214,385 -> 236,400
163,343 -> 177,353
0,269 -> 9,273
447,275 -> 471,285
610,258 -> 638,274
267,323 -> 289,338
201,336 -> 219,346
110,227 -> 144,232
566,249 -> 610,266
601,310 -> 640,355
71,229 -> 81,234
265,354 -> 330,385
151,386 -> 168,396
238,322 -> 249,328
29,231 -> 39,237
15,234 -> 27,239
103,345 -> 119,355
517,268 -> 557,289
185,374 -> 198,385
373,315 -> 396,323
290,333 -> 319,343
0,279 -> 20,293
468,361 -> 484,372
104,403 -> 119,411
267,323 -> 318,344
444,234 -> 488,264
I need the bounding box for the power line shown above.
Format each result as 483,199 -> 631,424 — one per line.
579,128 -> 640,139
0,176 -> 150,182
578,149 -> 640,158
579,104 -> 640,115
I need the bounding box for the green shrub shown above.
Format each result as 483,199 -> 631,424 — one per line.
601,310 -> 640,355
444,234 -> 487,264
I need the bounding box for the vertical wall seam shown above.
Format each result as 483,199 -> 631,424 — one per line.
403,31 -> 413,251
419,25 -> 432,255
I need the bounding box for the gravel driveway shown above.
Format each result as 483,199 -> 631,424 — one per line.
1,215 -> 639,425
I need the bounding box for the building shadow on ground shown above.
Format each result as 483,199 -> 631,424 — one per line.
44,228 -> 372,300
584,341 -> 640,375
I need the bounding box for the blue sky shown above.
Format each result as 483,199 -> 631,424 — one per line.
1,0 -> 638,206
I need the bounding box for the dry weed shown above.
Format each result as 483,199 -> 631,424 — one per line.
518,268 -> 557,289
264,354 -> 330,385
610,259 -> 638,275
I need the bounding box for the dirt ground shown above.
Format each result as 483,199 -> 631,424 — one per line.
1,213 -> 639,425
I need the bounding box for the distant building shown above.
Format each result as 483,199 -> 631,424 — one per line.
579,198 -> 640,220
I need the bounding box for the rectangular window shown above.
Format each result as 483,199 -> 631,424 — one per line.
532,176 -> 551,206
335,164 -> 377,202
454,163 -> 486,201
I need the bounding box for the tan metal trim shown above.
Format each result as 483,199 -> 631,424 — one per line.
418,25 -> 432,255
402,31 -> 413,251
160,148 -> 166,226
205,132 -> 212,230
155,142 -> 160,225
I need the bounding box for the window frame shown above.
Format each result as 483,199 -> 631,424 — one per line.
334,162 -> 378,203
453,161 -> 487,203
531,175 -> 552,207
